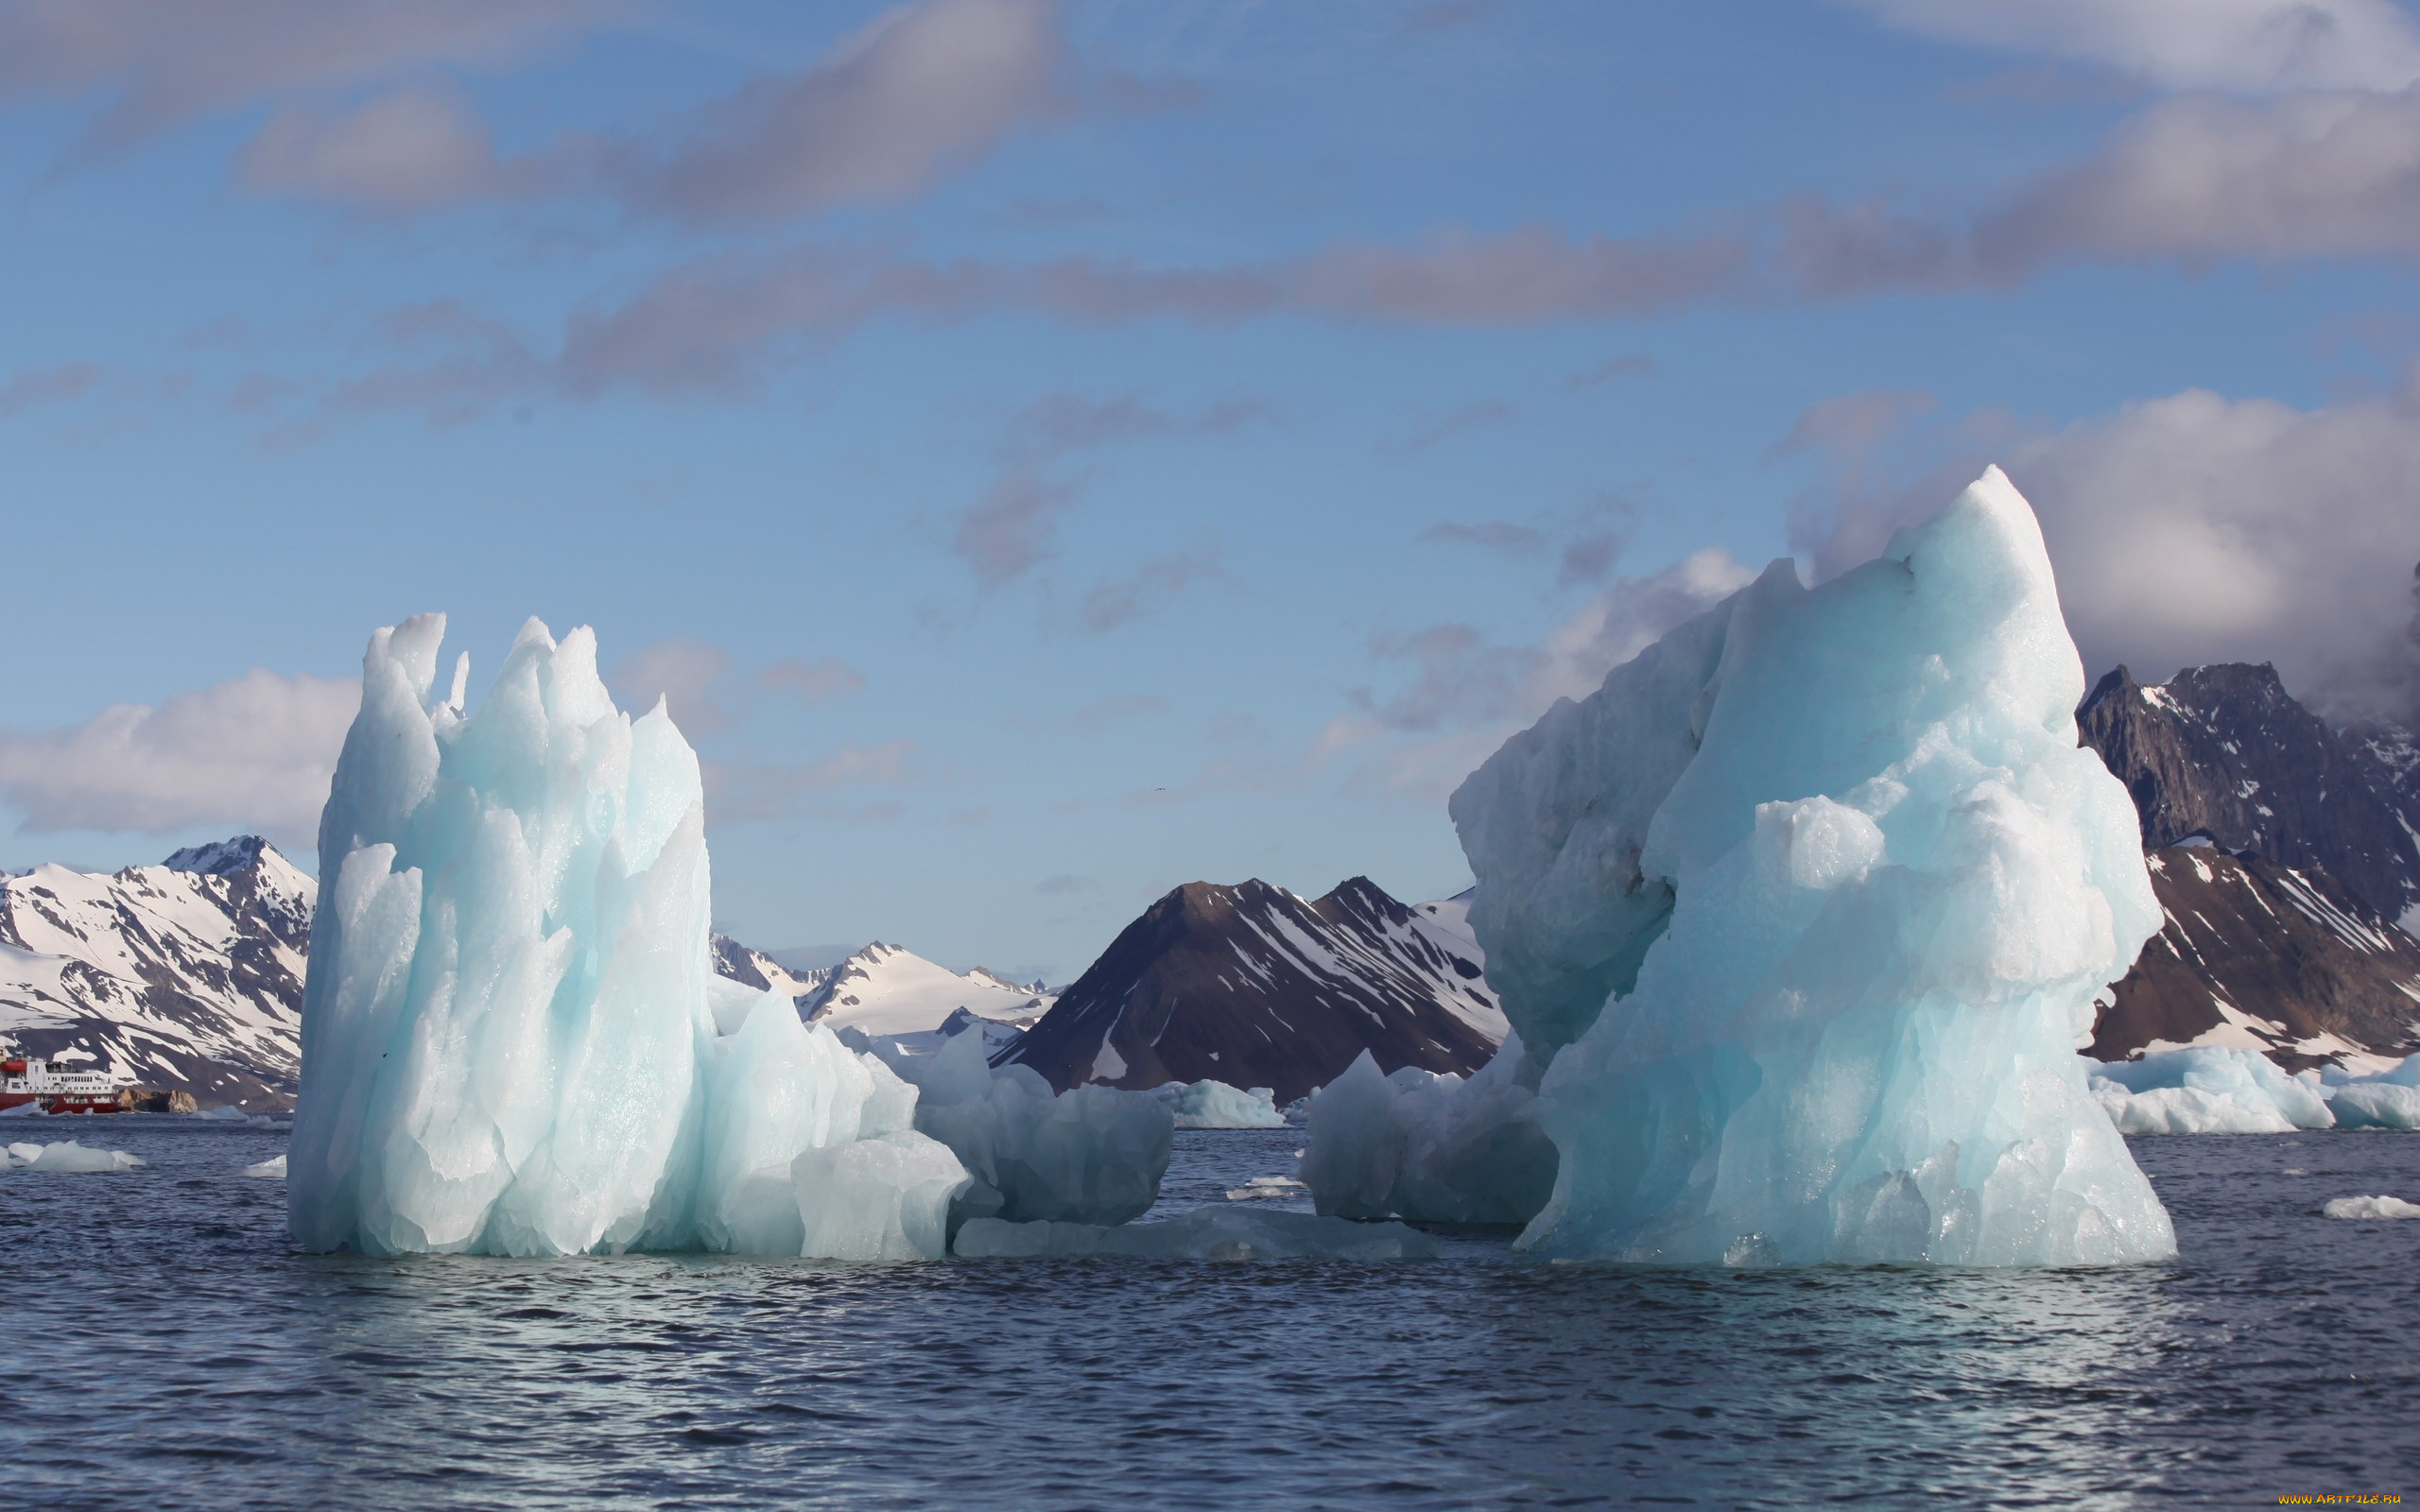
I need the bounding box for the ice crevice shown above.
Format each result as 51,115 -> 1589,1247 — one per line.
1306,467 -> 2182,1266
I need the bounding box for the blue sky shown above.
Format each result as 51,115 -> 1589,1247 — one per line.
4,0 -> 2418,980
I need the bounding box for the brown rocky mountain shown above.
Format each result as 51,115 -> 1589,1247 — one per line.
2079,662 -> 2419,927
2080,664 -> 2420,1067
994,877 -> 1507,1104
2091,843 -> 2420,1069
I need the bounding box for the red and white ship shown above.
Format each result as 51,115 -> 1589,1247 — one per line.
1,1054 -> 134,1114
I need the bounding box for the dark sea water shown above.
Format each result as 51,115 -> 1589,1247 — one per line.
3,1119 -> 2416,1511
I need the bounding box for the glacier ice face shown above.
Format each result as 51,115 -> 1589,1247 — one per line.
1449,469 -> 2177,1265
846,1025 -> 1173,1228
1150,1078 -> 1288,1129
1300,1041 -> 1556,1226
288,615 -> 969,1259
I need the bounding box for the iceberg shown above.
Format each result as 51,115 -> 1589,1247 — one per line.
243,1154 -> 288,1179
1301,1042 -> 1556,1225
2320,1054 -> 2420,1130
287,615 -> 969,1260
1423,468 -> 2175,1265
953,1206 -> 1440,1261
2321,1194 -> 2420,1219
2087,1047 -> 2334,1135
2082,1048 -> 2420,1133
1150,1078 -> 1288,1129
847,1026 -> 1173,1228
8,1140 -> 146,1172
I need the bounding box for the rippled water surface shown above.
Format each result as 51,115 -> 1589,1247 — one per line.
4,1120 -> 2417,1509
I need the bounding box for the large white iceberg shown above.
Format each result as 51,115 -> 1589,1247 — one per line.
1373,469 -> 2176,1265
287,615 -> 969,1260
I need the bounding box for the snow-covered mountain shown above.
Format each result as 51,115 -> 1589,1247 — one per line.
0,837 -> 314,1111
2092,842 -> 2420,1071
2078,663 -> 2420,1070
0,839 -> 1032,1112
2079,662 -> 2420,932
997,876 -> 1507,1105
784,941 -> 1052,1039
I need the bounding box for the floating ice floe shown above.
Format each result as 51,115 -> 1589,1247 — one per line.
1224,1176 -> 1305,1201
2321,1194 -> 2420,1219
954,1206 -> 1438,1261
2084,1047 -> 2420,1133
2087,1047 -> 2334,1134
846,1025 -> 1172,1229
243,1154 -> 287,1179
287,615 -> 973,1262
6,1140 -> 146,1172
1318,468 -> 2179,1266
1150,1078 -> 1288,1129
1302,1041 -> 1555,1226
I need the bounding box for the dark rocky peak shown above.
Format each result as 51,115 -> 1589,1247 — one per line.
164,835 -> 279,877
2079,662 -> 2420,926
994,874 -> 1505,1104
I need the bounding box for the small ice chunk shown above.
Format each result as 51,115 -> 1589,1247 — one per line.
25,1141 -> 146,1173
1224,1176 -> 1307,1201
2325,1082 -> 2420,1130
244,1155 -> 288,1179
1302,1040 -> 1557,1225
953,1206 -> 1440,1261
7,1142 -> 43,1164
792,1131 -> 971,1262
851,1027 -> 1172,1228
2321,1194 -> 2420,1219
1150,1079 -> 1288,1129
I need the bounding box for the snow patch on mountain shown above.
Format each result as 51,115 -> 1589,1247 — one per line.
789,941 -> 1054,1040
0,839 -> 316,1109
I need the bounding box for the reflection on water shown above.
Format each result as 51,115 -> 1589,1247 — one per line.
3,1120 -> 2415,1509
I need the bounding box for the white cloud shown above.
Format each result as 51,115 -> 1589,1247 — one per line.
0,669 -> 358,842
1790,381 -> 2420,724
1842,0 -> 2420,93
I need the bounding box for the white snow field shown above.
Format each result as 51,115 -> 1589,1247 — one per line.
1318,468 -> 2180,1265
2087,1047 -> 2420,1133
286,615 -> 973,1261
797,942 -> 1051,1040
1150,1079 -> 1288,1129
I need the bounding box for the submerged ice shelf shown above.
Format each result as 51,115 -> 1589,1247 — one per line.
1311,468 -> 2181,1266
